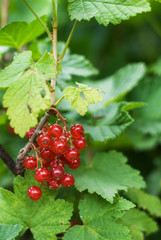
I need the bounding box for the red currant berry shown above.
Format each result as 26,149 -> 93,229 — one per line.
23,156 -> 37,169
68,159 -> 80,169
42,125 -> 49,133
35,168 -> 51,182
39,148 -> 55,160
48,124 -> 63,138
73,137 -> 86,150
8,123 -> 15,135
25,127 -> 35,139
61,174 -> 75,188
51,139 -> 69,154
70,124 -> 85,138
47,179 -> 60,190
37,134 -> 52,148
50,159 -> 64,169
51,166 -> 65,181
27,186 -> 42,201
42,159 -> 51,168
65,148 -> 80,162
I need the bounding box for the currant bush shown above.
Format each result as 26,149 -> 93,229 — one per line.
24,110 -> 86,201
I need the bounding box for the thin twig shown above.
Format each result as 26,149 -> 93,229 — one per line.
59,20 -> 77,64
0,144 -> 17,176
16,110 -> 55,175
1,0 -> 9,27
23,0 -> 52,40
51,0 -> 58,106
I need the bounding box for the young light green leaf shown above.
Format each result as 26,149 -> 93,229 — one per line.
120,209 -> 158,237
127,188 -> 161,218
0,16 -> 47,49
68,0 -> 151,26
64,194 -> 133,240
0,171 -> 73,240
64,82 -> 103,116
67,151 -> 145,202
0,224 -> 22,240
2,51 -> 56,137
0,51 -> 32,88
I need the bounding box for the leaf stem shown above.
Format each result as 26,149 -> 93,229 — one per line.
23,0 -> 52,40
51,0 -> 58,106
54,96 -> 65,107
59,20 -> 77,64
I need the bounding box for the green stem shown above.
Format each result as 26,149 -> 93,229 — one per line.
59,20 -> 77,63
51,0 -> 58,106
23,0 -> 52,40
54,96 -> 65,107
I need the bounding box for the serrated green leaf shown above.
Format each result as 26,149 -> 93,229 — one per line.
0,51 -> 32,88
95,63 -> 146,106
64,194 -> 133,240
64,82 -> 103,116
128,77 -> 161,136
67,151 -> 145,202
2,51 -> 56,137
120,209 -> 158,236
84,102 -> 134,142
0,171 -> 73,240
0,16 -> 47,49
127,188 -> 161,217
58,42 -> 98,81
68,0 -> 150,26
0,224 -> 22,240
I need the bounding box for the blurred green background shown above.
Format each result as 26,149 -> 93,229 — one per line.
1,0 -> 161,239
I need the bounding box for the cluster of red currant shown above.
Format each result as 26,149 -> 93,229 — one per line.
23,120 -> 86,201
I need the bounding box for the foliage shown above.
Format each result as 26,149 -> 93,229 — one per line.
0,0 -> 161,239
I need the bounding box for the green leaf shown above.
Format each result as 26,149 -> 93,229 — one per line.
0,16 -> 47,49
94,63 -> 146,106
67,151 -> 145,202
127,188 -> 161,218
2,51 -> 56,137
68,0 -> 151,26
129,77 -> 161,136
0,51 -> 32,88
64,194 -> 133,240
58,42 -> 98,80
0,224 -> 22,240
85,102 -> 134,142
64,82 -> 103,115
0,171 -> 73,240
120,209 -> 158,237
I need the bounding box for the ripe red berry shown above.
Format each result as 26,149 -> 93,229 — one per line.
73,137 -> 86,150
27,186 -> 42,201
65,148 -> 80,162
68,159 -> 80,169
35,168 -> 51,182
42,159 -> 51,168
50,159 -> 64,169
70,124 -> 85,138
37,134 -> 52,148
42,125 -> 49,133
48,124 -> 63,138
51,139 -> 69,154
51,166 -> 65,181
47,179 -> 60,190
8,123 -> 15,135
39,148 -> 55,160
25,127 -> 35,139
23,156 -> 37,169
61,174 -> 75,188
